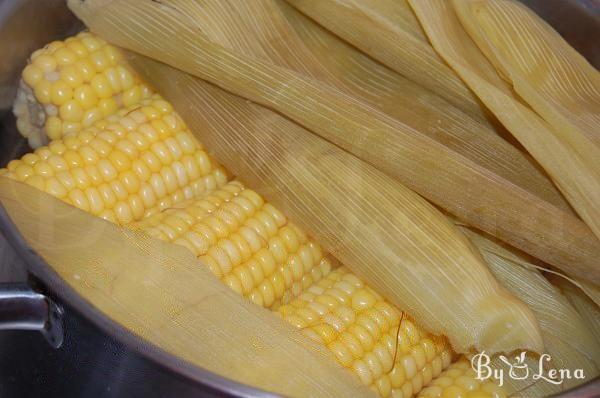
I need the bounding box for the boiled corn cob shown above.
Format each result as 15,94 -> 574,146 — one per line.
13,31 -> 153,147
129,180 -> 462,397
279,267 -> 453,398
1,95 -> 227,224
129,180 -> 334,309
418,358 -> 507,398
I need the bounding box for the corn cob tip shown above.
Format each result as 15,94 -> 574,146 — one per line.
14,31 -> 153,147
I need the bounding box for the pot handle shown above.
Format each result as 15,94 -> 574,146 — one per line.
0,283 -> 64,348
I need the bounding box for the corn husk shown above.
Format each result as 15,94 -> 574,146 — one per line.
462,228 -> 600,395
553,277 -> 600,349
276,0 -> 571,213
127,53 -> 544,355
408,0 -> 600,245
0,177 -> 374,398
107,0 -> 575,212
67,0 -> 600,286
579,283 -> 600,309
452,0 -> 600,241
452,0 -> 600,147
168,0 -> 585,262
284,0 -> 486,118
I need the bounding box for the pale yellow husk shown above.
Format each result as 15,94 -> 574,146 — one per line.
284,0 -> 485,118
0,177 -> 374,398
553,277 -> 600,349
579,283 -> 600,309
126,52 -> 544,355
452,0 -> 600,148
67,0 -> 600,286
408,0 -> 600,246
275,0 -> 570,211
452,0 -> 600,242
462,228 -> 600,395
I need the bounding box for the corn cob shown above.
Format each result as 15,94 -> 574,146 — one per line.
418,358 -> 507,398
279,267 -> 453,398
1,95 -> 227,224
13,31 -> 153,147
129,180 -> 334,309
129,181 -> 459,397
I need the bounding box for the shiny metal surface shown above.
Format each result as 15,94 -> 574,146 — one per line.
0,282 -> 64,348
0,0 -> 598,397
0,283 -> 47,330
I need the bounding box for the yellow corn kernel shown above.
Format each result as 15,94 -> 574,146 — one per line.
54,47 -> 78,66
60,65 -> 84,88
23,64 -> 43,86
59,100 -> 84,122
46,116 -> 63,140
33,54 -> 57,73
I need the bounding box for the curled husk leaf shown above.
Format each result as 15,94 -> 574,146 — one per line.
462,228 -> 600,395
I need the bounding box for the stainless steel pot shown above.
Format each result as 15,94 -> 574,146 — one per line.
0,1 -> 598,397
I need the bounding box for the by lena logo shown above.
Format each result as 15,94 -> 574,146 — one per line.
471,351 -> 585,387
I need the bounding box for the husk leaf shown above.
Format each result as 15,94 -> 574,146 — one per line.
284,0 -> 486,118
462,227 -> 600,395
128,52 -> 544,355
275,0 -> 571,213
453,0 -> 600,242
67,0 -> 600,286
0,177 -> 373,398
408,0 -> 600,244
129,0 -> 576,221
452,0 -> 600,147
552,277 -> 600,349
579,283 -> 600,309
